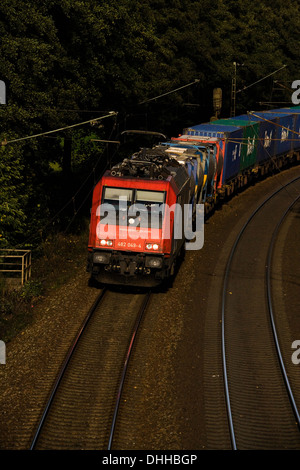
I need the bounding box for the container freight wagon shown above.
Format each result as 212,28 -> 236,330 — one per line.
169,135 -> 224,192
262,107 -> 300,156
184,123 -> 243,185
229,113 -> 277,163
185,107 -> 300,187
157,140 -> 217,204
283,106 -> 300,152
248,111 -> 295,157
238,108 -> 300,157
208,118 -> 259,171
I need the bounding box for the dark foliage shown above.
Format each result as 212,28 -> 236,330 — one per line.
0,0 -> 299,245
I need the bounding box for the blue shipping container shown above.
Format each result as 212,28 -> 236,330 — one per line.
233,113 -> 276,163
265,107 -> 300,153
248,110 -> 295,156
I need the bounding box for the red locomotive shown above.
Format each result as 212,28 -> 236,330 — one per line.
87,147 -> 198,286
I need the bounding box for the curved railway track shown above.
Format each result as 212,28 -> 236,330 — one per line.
28,171 -> 300,451
222,176 -> 300,449
30,288 -> 151,450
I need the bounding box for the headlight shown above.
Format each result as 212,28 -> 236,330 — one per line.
100,239 -> 113,247
145,256 -> 163,268
93,252 -> 111,264
146,243 -> 160,250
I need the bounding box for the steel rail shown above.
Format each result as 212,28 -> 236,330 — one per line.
266,194 -> 300,429
29,288 -> 107,450
221,175 -> 300,450
107,291 -> 152,450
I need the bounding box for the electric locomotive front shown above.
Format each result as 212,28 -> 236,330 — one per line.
87,148 -> 193,286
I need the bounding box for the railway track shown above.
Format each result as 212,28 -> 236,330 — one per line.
221,176 -> 300,449
30,288 -> 151,450
27,172 -> 300,450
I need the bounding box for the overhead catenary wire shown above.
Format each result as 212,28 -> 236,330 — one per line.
138,79 -> 200,105
1,111 -> 118,146
236,65 -> 287,94
258,102 -> 293,106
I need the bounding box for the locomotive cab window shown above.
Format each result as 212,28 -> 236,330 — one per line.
103,187 -> 133,206
135,190 -> 166,228
135,190 -> 165,204
100,186 -> 165,228
100,187 -> 133,224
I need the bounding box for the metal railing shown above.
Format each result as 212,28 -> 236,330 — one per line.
0,249 -> 32,286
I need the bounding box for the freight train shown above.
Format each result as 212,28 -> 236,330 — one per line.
87,106 -> 300,287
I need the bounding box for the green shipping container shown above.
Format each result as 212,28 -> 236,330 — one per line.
210,118 -> 259,171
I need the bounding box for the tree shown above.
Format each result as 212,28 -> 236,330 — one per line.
0,141 -> 27,246
1,0 -> 300,245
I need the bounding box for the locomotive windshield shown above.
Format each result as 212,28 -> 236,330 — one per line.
100,187 -> 165,228
103,187 -> 133,205
135,190 -> 165,228
135,190 -> 165,204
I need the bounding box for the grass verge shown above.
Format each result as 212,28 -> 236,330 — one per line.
0,226 -> 89,343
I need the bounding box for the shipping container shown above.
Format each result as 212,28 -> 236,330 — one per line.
171,135 -> 223,190
247,110 -> 295,156
184,123 -> 243,183
209,118 -> 259,171
229,114 -> 277,163
263,107 -> 300,153
160,141 -> 215,202
288,106 -> 300,151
